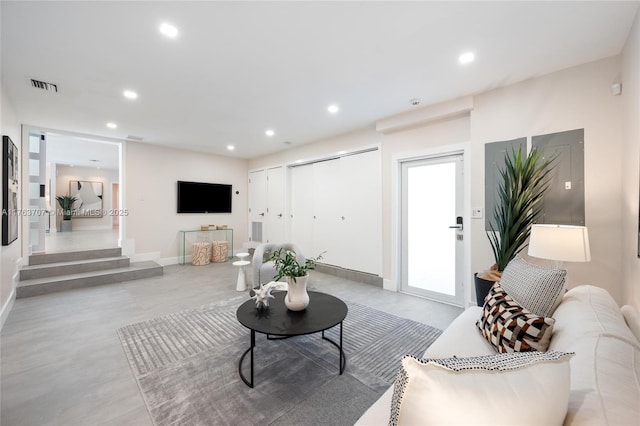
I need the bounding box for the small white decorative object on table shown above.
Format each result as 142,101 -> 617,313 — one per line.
251,282 -> 278,309
233,260 -> 251,291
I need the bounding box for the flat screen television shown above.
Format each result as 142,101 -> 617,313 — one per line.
177,181 -> 232,213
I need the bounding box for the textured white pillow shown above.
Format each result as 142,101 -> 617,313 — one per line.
389,351 -> 573,426
500,255 -> 567,317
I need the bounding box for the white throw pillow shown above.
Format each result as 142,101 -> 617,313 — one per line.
500,255 -> 567,317
389,351 -> 573,426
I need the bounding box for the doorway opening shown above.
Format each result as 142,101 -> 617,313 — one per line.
23,127 -> 123,255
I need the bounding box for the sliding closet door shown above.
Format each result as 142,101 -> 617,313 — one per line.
312,159 -> 341,265
339,151 -> 381,275
290,164 -> 314,254
288,148 -> 382,276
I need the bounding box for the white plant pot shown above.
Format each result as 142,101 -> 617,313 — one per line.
60,220 -> 72,232
285,274 -> 310,311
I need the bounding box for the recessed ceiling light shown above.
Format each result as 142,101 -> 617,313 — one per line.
458,51 -> 475,65
265,129 -> 275,137
123,90 -> 138,100
159,23 -> 178,38
227,145 -> 235,151
106,122 -> 117,129
327,104 -> 339,114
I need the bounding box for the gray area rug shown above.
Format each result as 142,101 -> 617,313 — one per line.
117,296 -> 441,426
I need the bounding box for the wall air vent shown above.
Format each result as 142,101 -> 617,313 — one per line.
30,79 -> 58,92
126,135 -> 144,142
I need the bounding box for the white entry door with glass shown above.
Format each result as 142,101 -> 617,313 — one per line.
400,153 -> 464,306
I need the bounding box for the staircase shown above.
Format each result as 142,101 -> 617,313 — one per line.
17,248 -> 163,298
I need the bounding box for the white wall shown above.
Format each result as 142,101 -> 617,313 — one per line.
124,142 -> 248,264
621,10 -> 640,309
250,56 -> 628,305
471,56 -> 624,302
0,84 -> 22,328
250,115 -> 471,299
55,165 -> 118,231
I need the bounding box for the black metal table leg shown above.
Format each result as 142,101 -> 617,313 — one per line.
238,330 -> 255,387
321,321 -> 346,374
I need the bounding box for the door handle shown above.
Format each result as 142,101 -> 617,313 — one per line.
448,216 -> 463,230
277,213 -> 283,218
259,213 -> 265,217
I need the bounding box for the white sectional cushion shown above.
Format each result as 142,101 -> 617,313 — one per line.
389,352 -> 573,426
560,335 -> 640,425
621,305 -> 640,344
499,255 -> 567,317
423,307 -> 495,358
550,285 -> 640,349
550,285 -> 640,425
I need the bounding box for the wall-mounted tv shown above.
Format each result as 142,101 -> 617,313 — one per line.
177,181 -> 232,213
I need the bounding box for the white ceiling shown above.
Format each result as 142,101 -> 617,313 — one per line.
2,1 -> 638,161
45,133 -> 119,170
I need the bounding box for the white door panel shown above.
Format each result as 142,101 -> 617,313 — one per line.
265,167 -> 284,244
401,154 -> 464,306
248,170 -> 266,243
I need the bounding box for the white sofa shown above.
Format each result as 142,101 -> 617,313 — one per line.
356,285 -> 640,425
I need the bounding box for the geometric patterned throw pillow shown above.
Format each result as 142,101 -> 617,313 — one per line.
500,255 -> 567,317
476,282 -> 555,353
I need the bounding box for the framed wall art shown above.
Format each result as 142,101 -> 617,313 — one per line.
69,180 -> 103,217
2,135 -> 19,246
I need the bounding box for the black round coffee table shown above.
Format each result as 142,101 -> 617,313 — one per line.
236,291 -> 348,388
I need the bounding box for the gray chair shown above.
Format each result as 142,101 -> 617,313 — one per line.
251,243 -> 306,288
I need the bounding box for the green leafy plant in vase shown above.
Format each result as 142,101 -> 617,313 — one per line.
268,248 -> 324,311
55,194 -> 78,232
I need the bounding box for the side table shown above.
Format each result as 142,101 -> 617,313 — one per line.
233,260 -> 251,291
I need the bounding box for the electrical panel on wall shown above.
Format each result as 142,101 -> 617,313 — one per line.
484,137 -> 527,231
532,129 -> 585,226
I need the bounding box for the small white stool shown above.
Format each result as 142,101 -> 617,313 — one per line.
236,252 -> 250,261
233,260 -> 251,291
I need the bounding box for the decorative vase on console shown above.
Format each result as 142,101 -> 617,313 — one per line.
267,247 -> 324,311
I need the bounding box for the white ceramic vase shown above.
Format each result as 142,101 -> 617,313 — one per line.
285,274 -> 310,311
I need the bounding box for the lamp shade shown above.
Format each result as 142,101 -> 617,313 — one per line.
528,224 -> 591,262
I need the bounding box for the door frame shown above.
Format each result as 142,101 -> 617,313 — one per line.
391,143 -> 472,307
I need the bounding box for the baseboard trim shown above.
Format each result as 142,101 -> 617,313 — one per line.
0,287 -> 16,331
315,263 -> 383,287
131,251 -> 161,263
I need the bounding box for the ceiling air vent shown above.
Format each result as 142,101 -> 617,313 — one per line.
30,79 -> 58,93
126,135 -> 144,142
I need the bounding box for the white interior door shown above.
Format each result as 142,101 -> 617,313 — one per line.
400,153 -> 464,306
248,170 -> 266,243
265,166 -> 284,244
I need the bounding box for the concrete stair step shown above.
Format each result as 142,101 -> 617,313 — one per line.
29,248 -> 122,265
20,256 -> 131,280
16,261 -> 164,298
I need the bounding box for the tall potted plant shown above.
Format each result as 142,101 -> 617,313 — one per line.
268,248 -> 323,311
56,194 -> 77,232
475,146 -> 554,305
